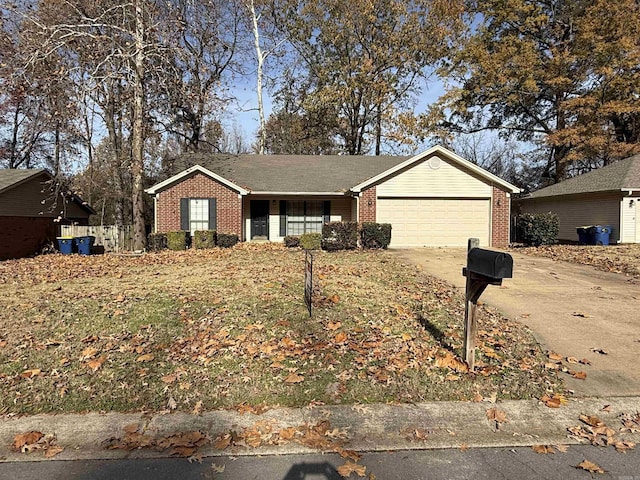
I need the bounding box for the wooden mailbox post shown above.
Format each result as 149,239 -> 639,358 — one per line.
462,238 -> 513,371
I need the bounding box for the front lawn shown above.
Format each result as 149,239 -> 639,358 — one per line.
515,244 -> 640,278
0,244 -> 561,415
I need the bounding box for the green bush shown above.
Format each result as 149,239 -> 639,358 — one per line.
147,233 -> 167,252
360,222 -> 392,249
321,222 -> 358,251
217,233 -> 239,248
300,232 -> 321,250
516,213 -> 559,246
193,230 -> 217,249
167,231 -> 190,251
284,235 -> 300,248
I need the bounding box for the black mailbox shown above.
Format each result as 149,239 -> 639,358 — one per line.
467,248 -> 513,279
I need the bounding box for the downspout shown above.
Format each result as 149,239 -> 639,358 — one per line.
153,195 -> 158,233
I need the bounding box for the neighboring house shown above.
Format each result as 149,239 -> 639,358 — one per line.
515,154 -> 640,244
0,169 -> 95,260
146,145 -> 520,248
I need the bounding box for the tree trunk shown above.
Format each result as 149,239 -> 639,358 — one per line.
131,0 -> 147,251
375,104 -> 382,156
249,0 -> 266,155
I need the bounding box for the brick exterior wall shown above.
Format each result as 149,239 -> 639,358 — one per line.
0,216 -> 57,260
155,173 -> 242,235
359,186 -> 376,222
491,186 -> 510,248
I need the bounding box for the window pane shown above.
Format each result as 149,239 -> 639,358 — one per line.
286,201 -> 323,235
189,199 -> 209,234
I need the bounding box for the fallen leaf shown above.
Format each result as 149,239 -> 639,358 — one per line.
486,407 -> 507,424
136,353 -> 154,362
211,463 -> 225,473
576,460 -> 605,474
284,372 -> 304,384
334,332 -> 348,343
554,444 -> 569,453
566,356 -> 579,364
570,370 -> 587,380
613,440 -> 635,453
590,348 -> 608,355
21,369 -> 42,378
87,356 -> 106,372
12,432 -> 44,451
44,445 -> 64,458
214,434 -> 231,450
336,448 -> 362,462
192,400 -> 203,415
541,394 -> 568,408
580,415 -> 604,427
337,461 -> 366,478
327,322 -> 342,331
532,445 -> 555,454
572,312 -> 591,318
548,351 -> 563,361
278,427 -> 297,441
81,347 -> 98,360
601,405 -> 612,412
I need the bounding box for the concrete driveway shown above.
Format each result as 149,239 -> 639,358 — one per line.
390,248 -> 640,397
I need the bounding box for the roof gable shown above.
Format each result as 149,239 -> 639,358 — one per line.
0,169 -> 48,194
351,145 -> 520,193
528,154 -> 640,199
0,169 -> 96,215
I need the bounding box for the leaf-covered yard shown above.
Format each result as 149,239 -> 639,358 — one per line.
0,244 -> 561,415
516,244 -> 640,278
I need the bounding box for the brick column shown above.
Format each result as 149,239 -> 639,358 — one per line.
358,186 -> 376,222
491,186 -> 510,248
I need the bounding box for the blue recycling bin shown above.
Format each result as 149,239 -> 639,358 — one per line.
576,226 -> 591,245
589,225 -> 612,246
75,236 -> 95,255
57,237 -> 74,254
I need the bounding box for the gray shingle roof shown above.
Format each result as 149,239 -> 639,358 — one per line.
162,154 -> 411,193
0,169 -> 46,194
528,155 -> 640,198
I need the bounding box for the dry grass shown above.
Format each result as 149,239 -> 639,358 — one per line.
0,244 -> 561,415
515,244 -> 640,278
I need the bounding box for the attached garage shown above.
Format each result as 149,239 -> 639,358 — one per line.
377,198 -> 491,247
354,149 -> 517,248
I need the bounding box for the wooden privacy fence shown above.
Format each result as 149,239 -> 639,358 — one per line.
59,225 -> 133,252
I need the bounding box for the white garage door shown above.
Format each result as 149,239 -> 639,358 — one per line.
377,198 -> 491,247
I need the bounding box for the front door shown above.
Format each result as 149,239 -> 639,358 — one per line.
251,200 -> 270,239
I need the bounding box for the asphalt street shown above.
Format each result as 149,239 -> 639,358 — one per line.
1,445 -> 639,480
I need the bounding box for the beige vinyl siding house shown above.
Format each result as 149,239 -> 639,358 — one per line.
372,155 -> 493,247
516,154 -> 640,244
147,146 -> 520,248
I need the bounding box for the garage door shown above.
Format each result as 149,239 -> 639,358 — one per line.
377,198 -> 490,247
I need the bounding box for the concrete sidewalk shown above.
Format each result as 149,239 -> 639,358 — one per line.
1,397 -> 639,463
391,248 -> 640,397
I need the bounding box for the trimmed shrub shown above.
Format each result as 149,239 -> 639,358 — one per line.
300,232 -> 321,250
516,213 -> 559,246
217,233 -> 239,248
284,235 -> 300,248
167,231 -> 190,251
321,222 -> 358,251
147,233 -> 167,252
193,230 -> 217,249
360,222 -> 392,249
